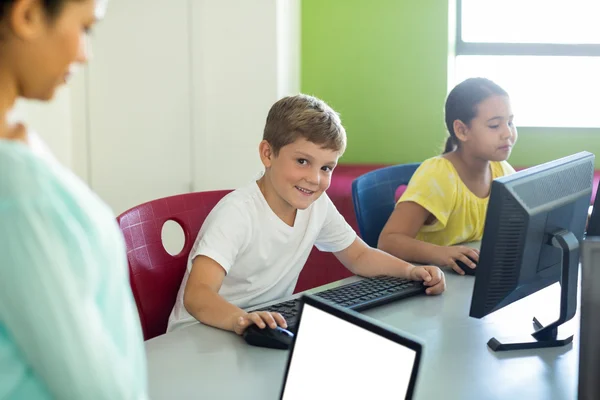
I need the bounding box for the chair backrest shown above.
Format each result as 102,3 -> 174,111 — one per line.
351,163 -> 421,247
117,190 -> 231,340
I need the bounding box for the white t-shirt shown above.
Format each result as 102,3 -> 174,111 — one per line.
167,181 -> 357,332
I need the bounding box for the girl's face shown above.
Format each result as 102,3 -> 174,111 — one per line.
3,0 -> 105,101
457,94 -> 518,162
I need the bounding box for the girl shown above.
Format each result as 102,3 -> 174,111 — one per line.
0,0 -> 147,398
379,78 -> 517,275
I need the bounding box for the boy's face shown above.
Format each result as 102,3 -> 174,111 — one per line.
260,137 -> 341,212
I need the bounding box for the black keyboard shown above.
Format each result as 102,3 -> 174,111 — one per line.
257,276 -> 426,332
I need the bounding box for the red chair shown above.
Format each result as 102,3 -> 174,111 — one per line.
117,190 -> 231,340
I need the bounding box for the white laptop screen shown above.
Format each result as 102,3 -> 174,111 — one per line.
281,302 -> 418,400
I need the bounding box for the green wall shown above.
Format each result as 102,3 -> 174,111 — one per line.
301,1 -> 600,167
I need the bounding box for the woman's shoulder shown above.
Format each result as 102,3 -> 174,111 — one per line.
0,140 -> 101,216
0,140 -> 54,200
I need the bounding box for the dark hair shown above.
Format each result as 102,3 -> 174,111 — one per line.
263,94 -> 346,156
443,77 -> 508,154
0,0 -> 73,22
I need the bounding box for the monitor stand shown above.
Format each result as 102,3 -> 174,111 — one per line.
488,230 -> 579,352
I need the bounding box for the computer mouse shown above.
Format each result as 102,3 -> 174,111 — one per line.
242,324 -> 295,350
455,257 -> 477,276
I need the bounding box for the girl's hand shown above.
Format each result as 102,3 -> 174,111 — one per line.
434,246 -> 479,275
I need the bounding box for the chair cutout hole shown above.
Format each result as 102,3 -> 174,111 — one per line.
161,220 -> 185,256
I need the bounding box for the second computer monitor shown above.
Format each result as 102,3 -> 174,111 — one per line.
579,237 -> 600,399
469,151 -> 595,351
586,179 -> 600,237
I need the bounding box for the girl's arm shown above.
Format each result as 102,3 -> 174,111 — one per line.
378,202 -> 479,274
378,201 -> 443,264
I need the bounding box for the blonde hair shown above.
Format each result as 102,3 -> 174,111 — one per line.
263,94 -> 346,156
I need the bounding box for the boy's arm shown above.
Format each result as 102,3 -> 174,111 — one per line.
183,255 -> 286,334
333,236 -> 446,295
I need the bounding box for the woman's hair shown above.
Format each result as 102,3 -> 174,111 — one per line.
0,0 -> 75,22
443,77 -> 508,154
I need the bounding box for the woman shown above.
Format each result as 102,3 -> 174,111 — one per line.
0,0 -> 147,398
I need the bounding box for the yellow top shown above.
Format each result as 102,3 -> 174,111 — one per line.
397,156 -> 516,246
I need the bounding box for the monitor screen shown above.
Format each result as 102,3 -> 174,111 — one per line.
469,151 -> 594,351
281,299 -> 419,400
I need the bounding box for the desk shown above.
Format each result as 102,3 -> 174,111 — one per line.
145,272 -> 579,399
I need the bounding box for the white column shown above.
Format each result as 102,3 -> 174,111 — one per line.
190,0 -> 300,191
277,0 -> 301,98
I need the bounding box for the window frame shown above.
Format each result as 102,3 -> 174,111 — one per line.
455,0 -> 600,57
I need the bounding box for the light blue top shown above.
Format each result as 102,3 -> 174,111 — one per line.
0,140 -> 148,399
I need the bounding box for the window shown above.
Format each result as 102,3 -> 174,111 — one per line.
454,0 -> 600,128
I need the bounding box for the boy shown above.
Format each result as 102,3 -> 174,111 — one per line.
167,94 -> 445,334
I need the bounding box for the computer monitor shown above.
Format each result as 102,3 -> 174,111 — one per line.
280,295 -> 422,400
586,180 -> 600,237
469,151 -> 595,352
579,237 -> 600,399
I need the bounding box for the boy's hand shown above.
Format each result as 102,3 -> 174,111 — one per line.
409,266 -> 446,295
434,246 -> 479,275
232,311 -> 287,335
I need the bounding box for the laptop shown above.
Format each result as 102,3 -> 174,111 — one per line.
279,295 -> 423,400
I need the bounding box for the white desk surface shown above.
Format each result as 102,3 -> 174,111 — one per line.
145,270 -> 579,400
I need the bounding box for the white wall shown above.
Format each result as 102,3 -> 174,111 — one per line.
87,0 -> 193,215
14,0 -> 300,216
12,86 -> 74,168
